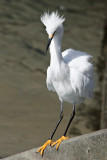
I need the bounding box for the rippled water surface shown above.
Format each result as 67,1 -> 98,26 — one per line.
0,0 -> 106,158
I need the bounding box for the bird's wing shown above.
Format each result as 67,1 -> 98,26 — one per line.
46,67 -> 55,92
62,49 -> 94,98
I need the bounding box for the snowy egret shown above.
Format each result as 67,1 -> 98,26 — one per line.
37,11 -> 94,156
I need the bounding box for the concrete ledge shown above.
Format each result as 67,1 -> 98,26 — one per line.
2,129 -> 106,160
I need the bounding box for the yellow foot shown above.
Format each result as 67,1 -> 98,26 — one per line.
51,136 -> 69,150
36,139 -> 52,156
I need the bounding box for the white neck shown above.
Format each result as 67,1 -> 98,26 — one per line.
49,30 -> 63,67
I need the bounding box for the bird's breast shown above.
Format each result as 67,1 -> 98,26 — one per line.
49,64 -> 85,104
51,66 -> 73,99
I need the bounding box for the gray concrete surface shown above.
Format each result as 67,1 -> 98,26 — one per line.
2,129 -> 106,160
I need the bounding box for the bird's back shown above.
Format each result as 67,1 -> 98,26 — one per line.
62,48 -> 94,99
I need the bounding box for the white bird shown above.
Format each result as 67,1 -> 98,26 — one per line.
37,11 -> 94,156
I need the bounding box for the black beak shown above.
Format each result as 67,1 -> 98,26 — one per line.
46,37 -> 53,54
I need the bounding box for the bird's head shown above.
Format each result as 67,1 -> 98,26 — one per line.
41,11 -> 65,53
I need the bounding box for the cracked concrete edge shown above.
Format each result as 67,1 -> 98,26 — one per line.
2,129 -> 107,160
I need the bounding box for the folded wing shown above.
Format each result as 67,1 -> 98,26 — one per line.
62,49 -> 94,98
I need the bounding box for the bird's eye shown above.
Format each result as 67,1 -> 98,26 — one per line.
49,34 -> 53,38
49,32 -> 55,38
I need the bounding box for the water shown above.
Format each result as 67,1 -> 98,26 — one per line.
0,0 -> 106,158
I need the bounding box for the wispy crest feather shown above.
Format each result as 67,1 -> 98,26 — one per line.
41,11 -> 65,34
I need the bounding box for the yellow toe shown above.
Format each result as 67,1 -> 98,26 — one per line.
36,139 -> 52,156
52,136 -> 69,150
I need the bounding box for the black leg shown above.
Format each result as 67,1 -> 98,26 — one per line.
63,104 -> 75,136
49,101 -> 63,140
36,101 -> 64,156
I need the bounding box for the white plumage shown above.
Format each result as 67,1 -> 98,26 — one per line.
37,11 -> 94,156
41,11 -> 65,35
41,11 -> 94,104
